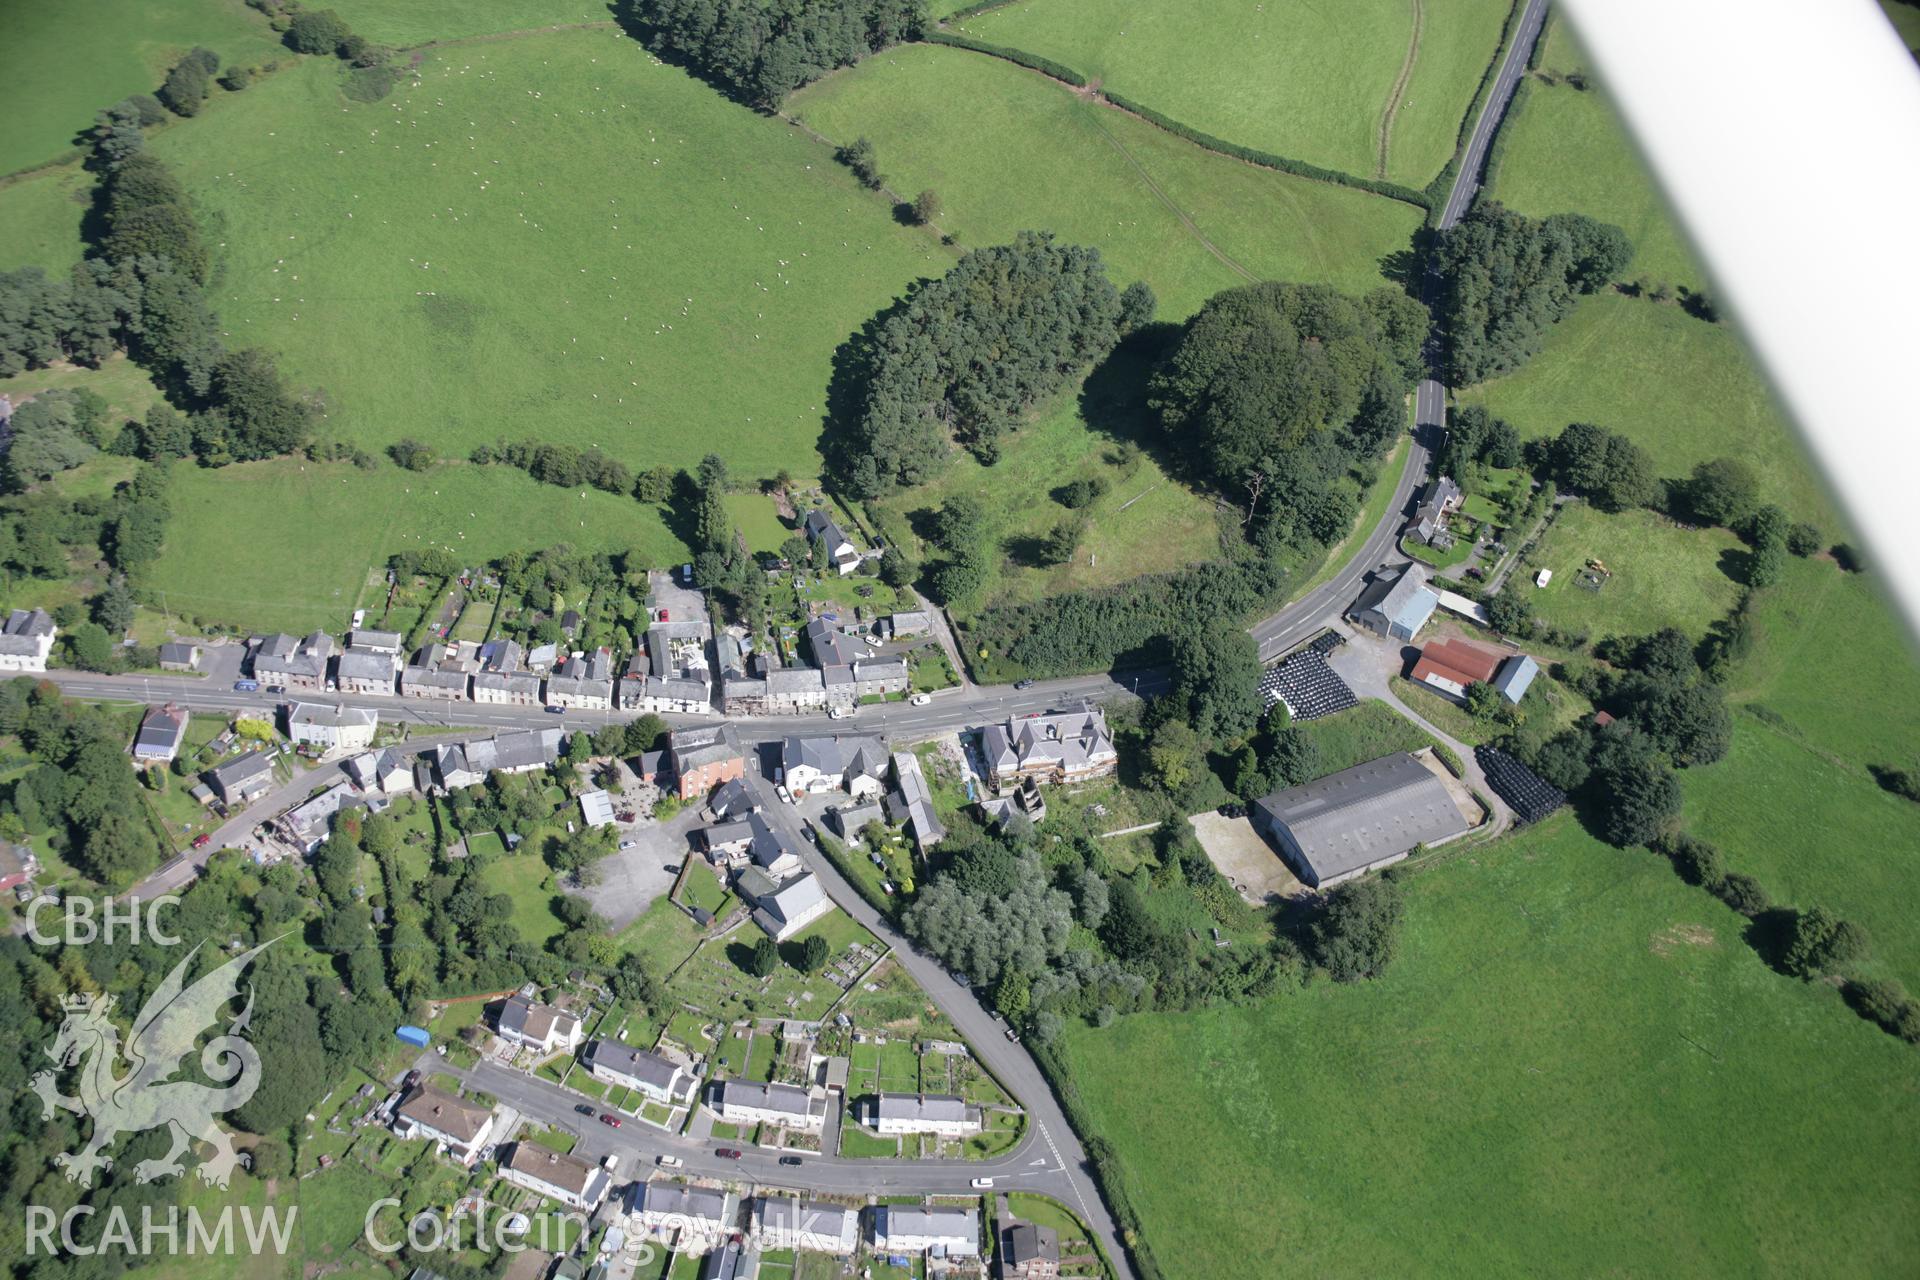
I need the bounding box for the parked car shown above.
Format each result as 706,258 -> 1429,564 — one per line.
544,705 -> 565,715
619,840 -> 638,851
801,823 -> 817,844
656,1155 -> 683,1168
664,863 -> 679,874
263,684 -> 285,695
599,1113 -> 621,1127
233,679 -> 260,692
191,834 -> 211,849
778,1155 -> 803,1167
1013,678 -> 1035,690
970,1178 -> 995,1189
880,881 -> 894,896
909,692 -> 932,706
827,706 -> 852,721
575,1104 -> 595,1116
618,811 -> 637,823
1004,1028 -> 1020,1043
715,1148 -> 743,1160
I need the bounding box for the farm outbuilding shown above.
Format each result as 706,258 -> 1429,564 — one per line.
1253,753 -> 1473,888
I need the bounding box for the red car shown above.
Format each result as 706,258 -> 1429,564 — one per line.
715,1148 -> 743,1160
192,834 -> 212,849
599,1113 -> 622,1128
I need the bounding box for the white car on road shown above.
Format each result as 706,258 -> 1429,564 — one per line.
909,692 -> 932,706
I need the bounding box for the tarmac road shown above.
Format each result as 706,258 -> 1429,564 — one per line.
49,5 -> 1553,1270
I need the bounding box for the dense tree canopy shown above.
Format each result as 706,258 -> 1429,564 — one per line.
1148,280 -> 1426,502
624,0 -> 925,106
1435,202 -> 1632,384
836,232 -> 1125,493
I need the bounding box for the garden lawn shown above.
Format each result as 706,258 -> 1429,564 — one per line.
1487,19 -> 1701,292
953,0 -> 1513,187
149,30 -> 946,478
1295,699 -> 1435,774
867,383 -> 1220,618
789,44 -> 1425,318
0,355 -> 166,424
1059,813 -> 1920,1278
1458,294 -> 1831,528
1523,503 -> 1742,642
143,457 -> 683,633
481,851 -> 570,946
0,0 -> 284,175
0,162 -> 91,275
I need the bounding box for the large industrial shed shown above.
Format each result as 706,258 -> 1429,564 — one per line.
1253,753 -> 1473,888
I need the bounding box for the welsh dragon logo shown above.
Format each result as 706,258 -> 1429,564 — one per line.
30,940 -> 273,1189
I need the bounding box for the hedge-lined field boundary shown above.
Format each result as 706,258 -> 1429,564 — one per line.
919,33 -> 1434,210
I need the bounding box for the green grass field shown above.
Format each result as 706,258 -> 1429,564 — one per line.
789,44 -> 1426,318
867,383 -> 1222,617
952,0 -> 1513,187
1882,0 -> 1920,47
1523,503 -> 1743,641
142,456 -> 683,632
149,30 -> 945,481
1487,19 -> 1700,292
1679,552 -> 1920,988
1458,294 -> 1831,527
324,0 -> 610,47
1295,699 -> 1437,774
1061,812 -> 1920,1277
481,850 -> 569,945
0,0 -> 285,176
0,162 -> 92,274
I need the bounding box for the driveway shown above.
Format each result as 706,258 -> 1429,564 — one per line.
580,804 -> 707,931
1328,630 -> 1513,834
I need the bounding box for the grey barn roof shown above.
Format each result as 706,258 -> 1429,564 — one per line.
1254,752 -> 1469,884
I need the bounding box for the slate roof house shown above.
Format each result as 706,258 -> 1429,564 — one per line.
496,1143 -> 611,1213
582,1039 -> 693,1105
630,1182 -> 735,1252
888,611 -> 931,639
980,708 -> 1118,791
1348,564 -> 1438,641
546,647 -> 614,710
253,631 -> 334,690
401,647 -> 473,700
347,628 -> 403,653
1253,752 -> 1472,888
335,645 -> 401,696
205,750 -> 276,807
750,1196 -> 858,1255
132,704 -> 189,766
495,994 -> 583,1054
0,608 -> 57,673
286,701 -> 379,752
345,747 -> 414,794
886,751 -> 945,850
802,509 -> 861,575
277,780 -> 369,853
870,1205 -> 978,1258
1408,476 -> 1464,545
866,1092 -> 981,1138
623,618 -> 715,715
431,729 -> 563,790
998,1220 -> 1061,1280
157,642 -> 200,672
1411,636 -> 1539,704
667,723 -> 746,800
737,867 -> 833,941
710,1080 -> 825,1132
781,735 -> 888,798
473,639 -> 543,705
392,1084 -> 494,1165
